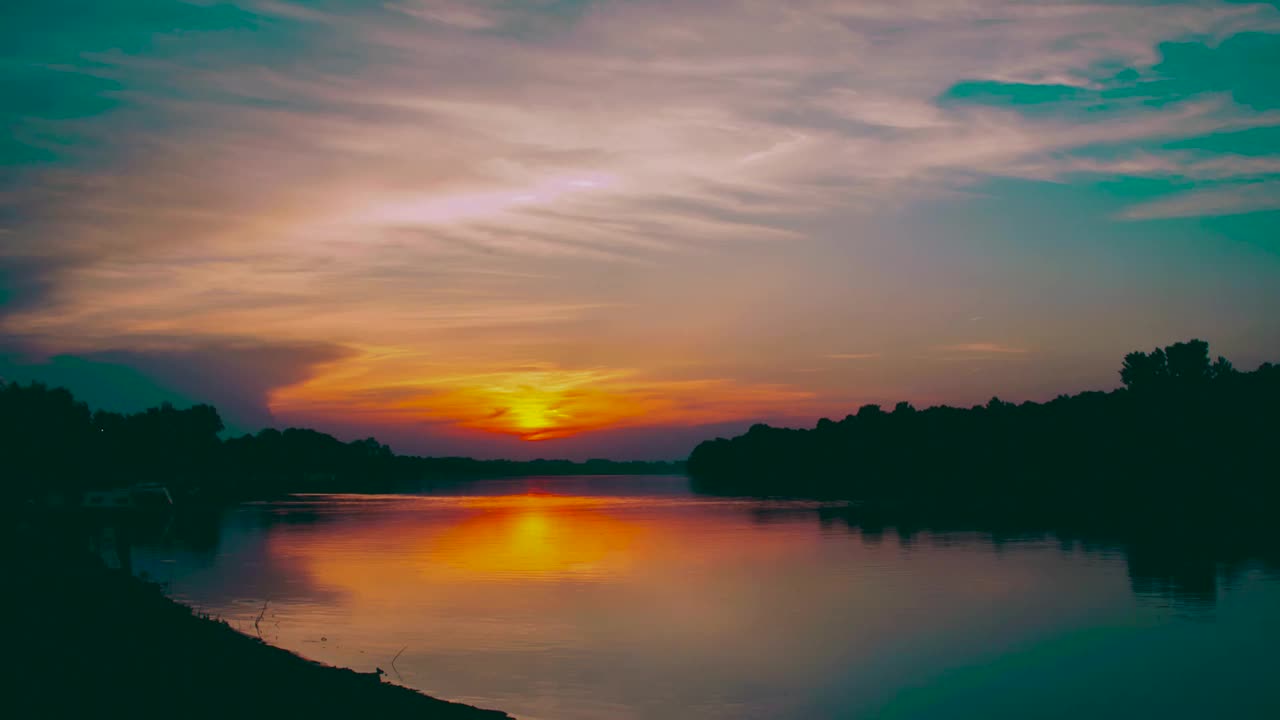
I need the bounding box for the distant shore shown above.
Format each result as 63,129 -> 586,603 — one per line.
689,340 -> 1278,518
7,520 -> 511,720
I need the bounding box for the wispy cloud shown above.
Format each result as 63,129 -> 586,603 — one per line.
1118,181 -> 1280,219
1012,151 -> 1280,182
937,343 -> 1029,354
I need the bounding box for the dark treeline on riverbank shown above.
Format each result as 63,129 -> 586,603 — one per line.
689,339 -> 1280,518
0,384 -> 682,504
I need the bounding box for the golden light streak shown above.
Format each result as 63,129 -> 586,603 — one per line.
268,351 -> 819,441
274,494 -> 648,587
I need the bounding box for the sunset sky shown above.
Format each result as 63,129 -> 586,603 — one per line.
3,0 -> 1280,459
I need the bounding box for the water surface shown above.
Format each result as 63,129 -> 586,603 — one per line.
133,476 -> 1280,719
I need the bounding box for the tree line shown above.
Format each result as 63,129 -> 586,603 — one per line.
0,383 -> 681,504
688,339 -> 1280,519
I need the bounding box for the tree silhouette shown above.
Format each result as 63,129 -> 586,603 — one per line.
690,339 -> 1280,516
1120,347 -> 1169,389
1165,339 -> 1211,384
0,381 -> 678,502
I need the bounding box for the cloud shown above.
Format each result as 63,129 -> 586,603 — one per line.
391,1 -> 509,30
269,355 -> 823,443
0,255 -> 71,318
937,343 -> 1029,354
0,335 -> 352,431
1011,151 -> 1280,182
825,353 -> 881,360
1118,181 -> 1280,219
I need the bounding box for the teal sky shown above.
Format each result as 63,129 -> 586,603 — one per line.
2,1 -> 1279,458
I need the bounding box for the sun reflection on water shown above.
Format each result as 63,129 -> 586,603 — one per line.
432,498 -> 642,581
271,493 -> 649,594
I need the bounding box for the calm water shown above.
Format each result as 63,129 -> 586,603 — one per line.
132,476 -> 1280,719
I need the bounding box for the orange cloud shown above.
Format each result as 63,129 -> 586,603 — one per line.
268,352 -> 818,441
825,353 -> 881,360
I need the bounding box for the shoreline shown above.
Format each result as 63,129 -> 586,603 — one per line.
8,523 -> 512,720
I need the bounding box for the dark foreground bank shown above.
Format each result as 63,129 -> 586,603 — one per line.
5,522 -> 510,720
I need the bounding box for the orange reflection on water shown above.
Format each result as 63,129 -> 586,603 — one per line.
429,495 -> 644,580
266,494 -> 652,606
256,491 -> 841,662
246,489 -> 865,695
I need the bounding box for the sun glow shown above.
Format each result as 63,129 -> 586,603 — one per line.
447,383 -> 654,441
268,351 -> 822,442
271,360 -> 666,441
500,392 -> 571,439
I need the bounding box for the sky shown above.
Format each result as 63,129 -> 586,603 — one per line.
3,0 -> 1280,459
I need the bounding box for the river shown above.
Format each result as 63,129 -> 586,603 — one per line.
132,475 -> 1280,719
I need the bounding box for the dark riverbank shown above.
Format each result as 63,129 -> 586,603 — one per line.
688,340 -> 1279,515
6,521 -> 510,720
1,379 -> 682,504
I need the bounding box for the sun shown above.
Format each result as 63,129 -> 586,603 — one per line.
446,377 -> 656,441
269,362 -> 701,442
501,391 -> 574,440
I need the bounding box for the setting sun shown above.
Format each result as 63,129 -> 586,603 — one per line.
451,383 -> 651,441
489,391 -> 574,440
267,356 -> 820,445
